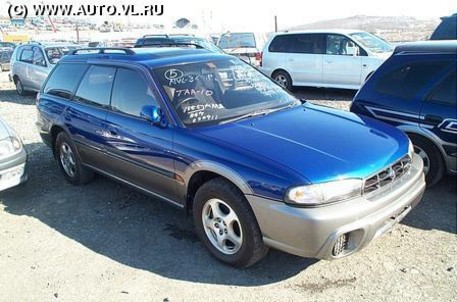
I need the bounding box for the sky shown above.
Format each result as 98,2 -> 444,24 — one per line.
158,0 -> 457,31
2,0 -> 456,32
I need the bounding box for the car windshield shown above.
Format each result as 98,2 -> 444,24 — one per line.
153,58 -> 298,126
349,32 -> 393,53
45,47 -> 67,64
218,33 -> 256,49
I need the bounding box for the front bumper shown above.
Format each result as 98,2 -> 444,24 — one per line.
0,148 -> 28,191
247,153 -> 425,260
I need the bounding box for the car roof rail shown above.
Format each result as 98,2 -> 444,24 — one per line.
68,47 -> 135,55
20,41 -> 42,45
142,34 -> 170,38
135,42 -> 205,49
169,33 -> 195,37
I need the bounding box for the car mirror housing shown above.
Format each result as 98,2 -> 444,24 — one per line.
140,105 -> 167,127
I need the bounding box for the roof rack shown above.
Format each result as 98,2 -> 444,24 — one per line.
68,47 -> 135,55
142,34 -> 170,38
135,42 -> 205,49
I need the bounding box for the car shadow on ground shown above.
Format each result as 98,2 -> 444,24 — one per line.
402,175 -> 457,234
0,89 -> 36,105
0,142 -> 318,286
293,87 -> 357,102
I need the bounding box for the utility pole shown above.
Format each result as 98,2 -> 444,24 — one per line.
274,15 -> 278,32
76,22 -> 80,43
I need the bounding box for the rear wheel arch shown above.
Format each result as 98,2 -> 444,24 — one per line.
50,125 -> 66,158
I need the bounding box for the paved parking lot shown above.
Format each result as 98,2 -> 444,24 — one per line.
0,73 -> 455,301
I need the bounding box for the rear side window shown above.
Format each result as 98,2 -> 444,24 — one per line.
19,48 -> 33,63
268,34 -> 323,54
74,65 -> 116,107
44,63 -> 88,99
33,47 -> 46,66
374,61 -> 449,100
426,70 -> 457,106
111,68 -> 158,117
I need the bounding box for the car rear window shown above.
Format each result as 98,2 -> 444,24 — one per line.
43,63 -> 88,99
218,33 -> 256,49
374,61 -> 449,100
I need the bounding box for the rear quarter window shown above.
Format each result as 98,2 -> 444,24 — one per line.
19,48 -> 33,63
44,63 -> 88,99
374,60 -> 449,100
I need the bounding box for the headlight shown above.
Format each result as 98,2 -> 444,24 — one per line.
285,179 -> 362,206
408,139 -> 414,159
0,136 -> 23,160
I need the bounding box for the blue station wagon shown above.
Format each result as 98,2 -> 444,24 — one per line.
351,41 -> 457,186
36,47 -> 425,267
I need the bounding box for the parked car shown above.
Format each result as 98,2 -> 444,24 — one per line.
134,34 -> 224,53
430,13 -> 457,40
88,41 -> 108,48
217,32 -> 267,67
0,42 -> 16,49
9,42 -> 72,95
260,30 -> 394,90
0,48 -> 13,72
0,116 -> 28,191
36,47 -> 425,267
351,41 -> 456,186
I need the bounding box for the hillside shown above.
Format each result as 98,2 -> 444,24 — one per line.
286,15 -> 440,42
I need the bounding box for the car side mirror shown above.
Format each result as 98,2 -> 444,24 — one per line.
140,105 -> 168,127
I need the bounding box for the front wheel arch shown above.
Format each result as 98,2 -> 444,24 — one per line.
192,177 -> 268,267
272,69 -> 293,91
406,133 -> 445,186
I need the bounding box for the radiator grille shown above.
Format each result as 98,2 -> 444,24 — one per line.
363,155 -> 412,195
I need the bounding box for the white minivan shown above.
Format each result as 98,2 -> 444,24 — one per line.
260,30 -> 393,90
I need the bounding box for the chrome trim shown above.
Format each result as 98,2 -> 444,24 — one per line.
363,155 -> 412,196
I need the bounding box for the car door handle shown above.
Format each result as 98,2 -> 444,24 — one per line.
424,115 -> 443,125
326,60 -> 333,63
108,126 -> 118,136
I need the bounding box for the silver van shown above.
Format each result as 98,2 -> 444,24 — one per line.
260,30 -> 393,90
9,42 -> 70,95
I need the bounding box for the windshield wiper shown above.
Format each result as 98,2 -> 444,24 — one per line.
219,103 -> 297,125
219,110 -> 270,124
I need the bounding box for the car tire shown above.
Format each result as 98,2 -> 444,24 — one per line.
272,70 -> 293,91
15,78 -> 26,96
409,134 -> 444,187
55,132 -> 94,185
193,177 -> 268,268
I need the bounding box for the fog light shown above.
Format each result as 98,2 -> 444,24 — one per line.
332,233 -> 349,256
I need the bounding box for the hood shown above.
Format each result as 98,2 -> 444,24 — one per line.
195,104 -> 409,184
